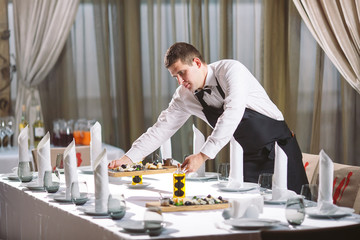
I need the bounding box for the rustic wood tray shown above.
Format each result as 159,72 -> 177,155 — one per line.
145,201 -> 230,212
108,165 -> 177,177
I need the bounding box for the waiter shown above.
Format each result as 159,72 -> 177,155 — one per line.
109,42 -> 308,193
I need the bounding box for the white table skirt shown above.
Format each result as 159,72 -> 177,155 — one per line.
1,172 -> 359,240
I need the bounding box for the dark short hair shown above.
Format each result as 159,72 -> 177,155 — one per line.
164,42 -> 205,68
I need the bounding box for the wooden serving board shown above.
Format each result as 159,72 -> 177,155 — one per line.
108,166 -> 177,177
145,201 -> 230,212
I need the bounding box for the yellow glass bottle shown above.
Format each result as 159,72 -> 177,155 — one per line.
19,105 -> 28,132
19,104 -> 30,148
33,105 -> 45,148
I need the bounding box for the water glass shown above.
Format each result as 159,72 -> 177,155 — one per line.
144,206 -> 164,236
43,170 -> 60,193
258,173 -> 273,193
285,197 -> 305,226
300,184 -> 318,207
71,181 -> 88,205
217,163 -> 230,182
108,194 -> 126,220
17,161 -> 33,183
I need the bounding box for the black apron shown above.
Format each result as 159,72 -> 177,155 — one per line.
195,79 -> 308,193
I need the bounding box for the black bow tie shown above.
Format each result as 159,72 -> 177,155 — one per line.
195,87 -> 212,99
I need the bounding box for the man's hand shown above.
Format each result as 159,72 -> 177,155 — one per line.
108,155 -> 133,169
181,152 -> 209,172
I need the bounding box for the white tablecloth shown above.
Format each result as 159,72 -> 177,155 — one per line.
0,143 -> 124,174
1,172 -> 359,240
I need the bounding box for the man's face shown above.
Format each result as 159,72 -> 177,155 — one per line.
167,58 -> 205,92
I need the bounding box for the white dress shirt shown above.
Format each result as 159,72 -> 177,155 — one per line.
126,60 -> 283,162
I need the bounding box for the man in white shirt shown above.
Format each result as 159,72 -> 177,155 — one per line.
109,42 -> 308,193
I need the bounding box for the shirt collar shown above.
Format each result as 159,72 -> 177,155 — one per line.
201,66 -> 217,89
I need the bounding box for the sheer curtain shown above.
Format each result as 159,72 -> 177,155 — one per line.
32,0 -> 360,166
12,0 -> 79,145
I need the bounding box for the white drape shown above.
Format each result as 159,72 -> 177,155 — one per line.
293,0 -> 360,94
13,0 -> 79,144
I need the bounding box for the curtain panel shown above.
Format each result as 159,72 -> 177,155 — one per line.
13,0 -> 79,145
293,0 -> 360,94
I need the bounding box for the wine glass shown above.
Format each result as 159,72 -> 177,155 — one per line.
285,197 -> 306,227
17,161 -> 33,183
300,184 -> 318,207
43,170 -> 60,193
5,116 -> 15,148
258,173 -> 273,194
107,194 -> 126,220
0,118 -> 6,150
71,181 -> 88,205
144,206 -> 164,236
217,163 -> 230,183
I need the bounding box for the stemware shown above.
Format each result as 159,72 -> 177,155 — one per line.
0,118 -> 6,150
217,163 -> 230,183
43,170 -> 60,193
17,161 -> 33,183
285,197 -> 306,227
71,181 -> 88,205
300,184 -> 318,207
108,194 -> 126,220
258,173 -> 273,193
144,206 -> 164,236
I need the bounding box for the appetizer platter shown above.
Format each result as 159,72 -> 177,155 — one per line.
146,195 -> 229,212
108,161 -> 177,177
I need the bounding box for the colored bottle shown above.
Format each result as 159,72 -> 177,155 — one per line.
33,105 -> 45,148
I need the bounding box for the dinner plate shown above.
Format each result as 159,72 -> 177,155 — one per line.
53,195 -> 72,203
126,182 -> 151,189
263,199 -> 287,205
218,182 -> 258,192
306,206 -> 354,219
186,172 -> 219,181
224,218 -> 280,230
25,182 -> 45,191
78,166 -> 93,174
117,220 -> 169,233
83,206 -> 109,216
4,173 -> 20,181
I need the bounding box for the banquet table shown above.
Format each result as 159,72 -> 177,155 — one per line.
1,171 -> 360,240
0,143 -> 125,174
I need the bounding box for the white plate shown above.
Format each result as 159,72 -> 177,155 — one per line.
263,199 -> 287,205
78,166 -> 93,174
82,206 -> 109,216
4,174 -> 19,181
24,182 -> 45,191
117,220 -> 168,233
53,195 -> 72,203
224,218 -> 280,230
218,182 -> 258,192
126,182 -> 151,189
306,206 -> 354,219
186,172 -> 219,181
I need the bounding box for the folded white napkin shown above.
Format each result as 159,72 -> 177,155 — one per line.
228,194 -> 263,218
160,138 -> 172,160
64,140 -> 79,200
317,149 -> 338,213
94,148 -> 110,213
36,132 -> 52,186
187,124 -> 205,178
226,137 -> 244,189
272,142 -> 297,200
18,125 -> 29,163
90,121 -> 102,170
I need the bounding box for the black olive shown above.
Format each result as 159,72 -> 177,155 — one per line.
185,201 -> 192,205
207,194 -> 211,198
121,164 -> 127,169
169,199 -> 174,205
218,196 -> 223,200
